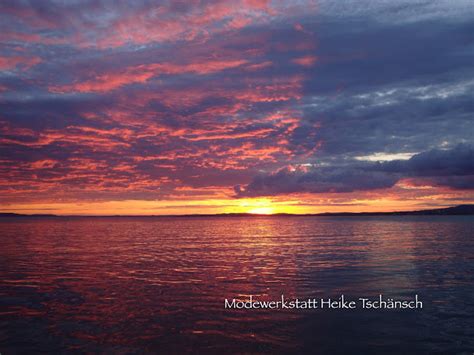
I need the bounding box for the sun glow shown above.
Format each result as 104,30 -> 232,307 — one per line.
236,198 -> 278,214
248,206 -> 275,215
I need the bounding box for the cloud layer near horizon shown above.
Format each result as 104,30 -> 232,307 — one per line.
0,0 -> 473,209
235,145 -> 474,197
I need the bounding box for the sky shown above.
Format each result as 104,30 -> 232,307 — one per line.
0,0 -> 473,215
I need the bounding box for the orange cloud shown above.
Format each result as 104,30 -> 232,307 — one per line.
30,159 -> 58,169
184,127 -> 274,141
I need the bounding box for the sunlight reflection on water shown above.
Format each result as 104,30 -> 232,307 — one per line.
0,216 -> 473,353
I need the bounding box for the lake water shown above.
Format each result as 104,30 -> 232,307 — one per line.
0,216 -> 473,354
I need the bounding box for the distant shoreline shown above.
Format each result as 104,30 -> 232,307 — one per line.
1,204 -> 473,218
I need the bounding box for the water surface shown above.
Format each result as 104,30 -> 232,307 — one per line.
1,216 -> 473,353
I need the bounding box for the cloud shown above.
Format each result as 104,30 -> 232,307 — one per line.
292,55 -> 318,67
235,165 -> 398,196
50,59 -> 249,93
0,0 -> 300,49
0,0 -> 472,208
235,145 -> 474,197
383,144 -> 474,177
0,55 -> 41,70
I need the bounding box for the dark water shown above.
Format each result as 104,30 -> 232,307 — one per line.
0,216 -> 473,354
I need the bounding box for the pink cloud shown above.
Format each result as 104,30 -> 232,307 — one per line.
292,55 -> 318,67
51,59 -> 248,93
0,55 -> 41,70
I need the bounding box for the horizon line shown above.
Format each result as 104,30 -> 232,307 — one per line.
1,204 -> 473,218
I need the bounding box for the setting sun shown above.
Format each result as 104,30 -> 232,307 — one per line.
248,206 -> 275,215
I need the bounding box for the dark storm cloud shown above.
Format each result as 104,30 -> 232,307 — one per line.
383,144 -> 474,177
235,145 -> 474,197
235,165 -> 398,196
